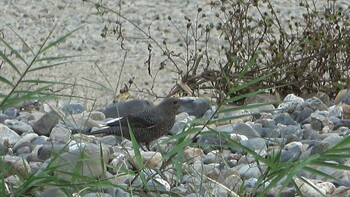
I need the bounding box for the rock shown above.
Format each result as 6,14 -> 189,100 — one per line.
32,111 -> 60,136
129,151 -> 163,169
2,155 -> 31,177
310,112 -> 332,131
274,113 -> 298,125
177,97 -> 211,118
184,147 -> 204,164
83,193 -> 113,197
277,94 -> 304,110
275,124 -> 301,139
41,187 -> 68,197
0,124 -> 21,146
217,167 -> 242,190
4,119 -> 33,134
52,143 -> 109,182
304,97 -> 328,111
340,90 -> 350,105
98,99 -> 153,118
4,107 -> 20,118
295,177 -> 335,196
332,186 -> 350,196
168,112 -> 193,135
0,143 -> 8,156
50,126 -> 71,142
36,143 -> 68,161
64,112 -> 101,131
280,142 -> 302,162
109,153 -> 131,173
0,113 -> 9,123
62,102 -> 84,115
100,135 -> 121,146
232,123 -> 261,138
294,106 -> 313,123
240,138 -> 266,152
342,104 -> 350,119
244,93 -> 278,105
236,163 -> 263,180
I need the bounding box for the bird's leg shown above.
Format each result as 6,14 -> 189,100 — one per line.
138,142 -> 148,151
145,142 -> 151,151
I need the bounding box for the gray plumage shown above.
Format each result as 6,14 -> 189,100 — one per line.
89,97 -> 192,143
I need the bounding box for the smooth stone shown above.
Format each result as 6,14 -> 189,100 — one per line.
62,102 -> 84,115
217,167 -> 242,190
232,123 -> 261,138
109,153 -> 131,173
15,112 -> 35,123
240,138 -> 266,151
334,119 -> 350,130
280,142 -> 302,162
100,135 -> 121,146
64,113 -> 101,131
0,143 -> 8,156
0,124 -> 21,146
52,143 -> 109,181
273,113 -> 298,125
168,112 -> 193,135
2,155 -> 31,177
87,111 -> 106,121
98,99 -> 153,118
244,93 -> 278,105
340,90 -> 350,105
332,186 -> 350,196
32,111 -> 60,136
309,142 -> 331,155
50,126 -> 71,142
195,133 -> 228,151
177,97 -> 211,118
310,112 -> 331,131
4,119 -> 33,134
335,89 -> 347,105
4,107 -> 20,118
83,193 -> 112,197
184,147 -> 204,164
202,106 -> 217,119
0,113 -> 9,123
37,143 -> 68,161
129,151 -> 163,169
236,163 -> 264,179
13,133 -> 38,151
342,104 -> 350,119
41,187 -> 68,197
113,188 -> 130,197
295,177 -> 335,196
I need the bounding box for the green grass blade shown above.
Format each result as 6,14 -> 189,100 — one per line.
0,75 -> 14,87
40,26 -> 84,53
28,60 -> 84,72
0,49 -> 22,75
7,25 -> 35,56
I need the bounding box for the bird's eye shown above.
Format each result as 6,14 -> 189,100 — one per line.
173,100 -> 178,105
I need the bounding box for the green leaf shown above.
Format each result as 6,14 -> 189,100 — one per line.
0,49 -> 22,75
40,26 -> 84,53
0,75 -> 14,87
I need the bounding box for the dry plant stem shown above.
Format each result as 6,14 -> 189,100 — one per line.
85,0 -> 181,73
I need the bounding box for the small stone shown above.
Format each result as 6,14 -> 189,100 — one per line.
4,107 -> 20,118
177,97 -> 211,118
50,126 -> 71,142
295,177 -> 335,196
305,97 -> 328,111
32,111 -> 60,136
4,119 -> 33,134
240,138 -> 266,151
62,102 -> 84,115
277,94 -> 304,110
232,123 -> 261,138
0,124 -> 21,146
2,155 -> 31,177
244,93 -> 278,105
184,147 -> 203,164
274,113 -> 298,125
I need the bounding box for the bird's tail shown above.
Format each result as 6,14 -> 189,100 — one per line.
87,126 -> 131,140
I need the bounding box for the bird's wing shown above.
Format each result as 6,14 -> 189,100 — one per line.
106,113 -> 160,129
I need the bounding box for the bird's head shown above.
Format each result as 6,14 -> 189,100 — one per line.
158,97 -> 194,115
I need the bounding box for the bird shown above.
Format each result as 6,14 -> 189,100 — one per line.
88,97 -> 193,144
